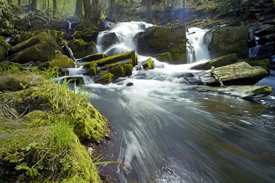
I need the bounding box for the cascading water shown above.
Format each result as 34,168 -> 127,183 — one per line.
69,22 -> 275,183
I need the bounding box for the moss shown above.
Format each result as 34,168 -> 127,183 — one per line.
142,58 -> 154,69
156,52 -> 172,62
82,54 -> 107,62
0,38 -> 11,61
191,53 -> 238,70
100,71 -> 115,83
96,50 -> 137,67
124,64 -> 133,76
149,38 -> 166,48
68,39 -> 87,58
245,59 -> 271,74
83,61 -> 98,76
107,63 -> 126,77
170,48 -> 187,64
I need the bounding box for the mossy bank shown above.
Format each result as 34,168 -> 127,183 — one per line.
0,66 -> 109,182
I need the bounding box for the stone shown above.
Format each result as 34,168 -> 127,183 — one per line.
191,54 -> 238,70
97,32 -> 119,51
207,26 -> 249,59
83,61 -> 98,76
68,39 -> 96,58
47,19 -> 70,31
142,58 -> 154,69
14,18 -> 31,31
0,74 -> 44,91
7,32 -> 61,63
93,71 -> 115,84
82,53 -> 108,62
184,62 -> 268,86
192,85 -> 273,99
258,33 -> 275,45
155,52 -> 172,62
38,55 -> 75,70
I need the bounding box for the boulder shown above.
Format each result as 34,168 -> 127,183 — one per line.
192,85 -> 273,99
207,26 -> 249,59
7,32 -> 61,63
97,32 -> 119,51
83,61 -> 98,76
93,71 -> 115,84
141,58 -> 154,69
0,74 -> 44,91
101,62 -> 133,77
0,37 -> 11,61
258,33 -> 275,45
68,39 -> 96,58
155,52 -> 172,62
191,53 -> 238,70
11,31 -> 38,45
245,58 -> 271,74
0,61 -> 22,70
14,18 -> 31,31
99,20 -> 115,31
137,23 -> 187,64
256,42 -> 275,57
82,53 -> 107,62
38,55 -> 75,70
255,26 -> 275,37
0,19 -> 10,28
47,19 -> 70,31
184,62 -> 268,86
92,50 -> 137,67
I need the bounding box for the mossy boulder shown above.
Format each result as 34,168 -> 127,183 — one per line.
14,18 -> 31,31
137,23 -> 187,63
142,58 -> 154,69
82,53 -> 108,62
193,85 -> 273,99
83,61 -> 98,76
244,58 -> 271,74
7,32 -> 60,63
68,39 -> 96,58
0,61 -> 22,70
11,31 -> 39,45
38,55 -> 75,70
95,50 -> 138,67
207,26 -> 249,59
100,62 -> 133,77
47,19 -> 70,31
73,29 -> 99,42
93,71 -> 115,84
155,52 -> 172,62
185,62 -> 268,86
191,53 -> 238,70
0,74 -> 44,91
0,37 -> 11,61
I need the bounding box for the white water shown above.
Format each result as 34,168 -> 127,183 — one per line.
68,22 -> 275,183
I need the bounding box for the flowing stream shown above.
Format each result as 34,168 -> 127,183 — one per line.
69,22 -> 275,183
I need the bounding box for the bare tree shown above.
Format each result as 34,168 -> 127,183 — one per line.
244,0 -> 252,20
31,0 -> 37,9
18,0 -> 21,5
75,0 -> 83,17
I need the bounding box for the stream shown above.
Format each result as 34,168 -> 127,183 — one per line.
67,22 -> 275,183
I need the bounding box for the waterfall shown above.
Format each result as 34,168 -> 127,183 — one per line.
186,28 -> 211,63
249,36 -> 260,57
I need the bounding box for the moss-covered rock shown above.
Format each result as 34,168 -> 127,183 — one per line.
95,50 -> 138,67
208,27 -> 249,59
47,19 -> 70,31
7,32 -> 60,63
155,52 -> 172,62
0,74 -> 44,91
142,58 -> 154,69
244,58 -> 271,74
14,18 -> 31,31
193,85 -> 273,99
11,31 -> 39,45
0,37 -> 11,61
191,53 -> 238,70
0,61 -> 22,71
93,71 -> 115,84
38,55 -> 75,70
82,53 -> 107,62
185,62 -> 268,86
68,39 -> 96,58
83,61 -> 98,76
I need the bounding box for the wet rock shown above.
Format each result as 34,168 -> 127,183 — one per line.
99,20 -> 115,31
100,62 -> 133,77
14,18 -> 31,31
126,82 -> 133,86
257,42 -> 275,57
141,58 -> 154,69
0,37 -> 11,61
98,32 -> 118,50
11,31 -> 38,45
207,26 -> 249,59
192,85 -> 273,99
93,71 -> 115,84
7,32 -> 60,63
258,33 -> 275,45
61,76 -> 85,85
0,61 -> 22,70
0,19 -> 10,28
137,23 -> 187,64
83,61 -> 98,76
82,53 -> 108,62
47,19 -> 70,31
245,58 -> 271,74
38,55 -> 75,70
154,52 -> 172,62
68,39 -> 96,58
185,62 -> 268,86
93,50 -> 137,67
191,54 -> 238,70
255,26 -> 275,37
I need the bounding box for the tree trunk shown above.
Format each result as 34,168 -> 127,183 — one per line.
183,0 -> 185,8
75,0 -> 83,17
108,0 -> 115,22
162,0 -> 165,10
91,0 -> 100,21
171,0 -> 175,10
141,0 -> 146,5
18,0 -> 21,5
83,0 -> 92,19
147,0 -> 152,21
53,0 -> 57,17
244,0 -> 252,20
130,0 -> 133,4
31,0 -> 37,9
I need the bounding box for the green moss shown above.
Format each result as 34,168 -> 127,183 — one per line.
83,61 -> 98,76
96,50 -> 137,67
149,38 -> 166,48
156,52 -> 172,62
124,64 -> 133,75
82,54 -> 107,62
99,71 -> 115,83
245,59 -> 271,74
170,48 -> 187,64
142,58 -> 154,69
